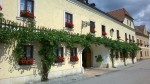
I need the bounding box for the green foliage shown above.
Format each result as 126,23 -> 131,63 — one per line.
0,13 -> 3,18
0,18 -> 140,69
96,55 -> 103,63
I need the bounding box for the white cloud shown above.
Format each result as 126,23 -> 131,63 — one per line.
89,0 -> 150,31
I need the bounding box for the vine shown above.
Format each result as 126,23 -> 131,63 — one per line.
0,18 -> 140,81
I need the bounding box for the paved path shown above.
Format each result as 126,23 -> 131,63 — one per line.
33,59 -> 150,84
72,59 -> 150,84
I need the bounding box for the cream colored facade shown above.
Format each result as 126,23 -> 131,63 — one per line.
0,0 -> 137,83
136,28 -> 149,60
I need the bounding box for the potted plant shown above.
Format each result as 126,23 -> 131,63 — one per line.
65,22 -> 74,28
20,10 -> 35,19
102,32 -> 107,36
70,56 -> 79,62
18,56 -> 34,65
55,56 -> 64,63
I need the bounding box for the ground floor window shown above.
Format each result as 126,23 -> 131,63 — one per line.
70,47 -> 79,62
18,45 -> 34,65
55,47 -> 64,63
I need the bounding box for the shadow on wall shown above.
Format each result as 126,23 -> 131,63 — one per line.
0,42 -> 43,78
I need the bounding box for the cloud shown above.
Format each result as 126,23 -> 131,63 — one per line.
89,0 -> 150,31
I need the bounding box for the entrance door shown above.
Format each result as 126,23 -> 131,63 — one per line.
82,47 -> 92,68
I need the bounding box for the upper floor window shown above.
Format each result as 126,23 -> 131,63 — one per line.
132,36 -> 134,42
18,45 -> 34,65
102,25 -> 107,36
117,30 -> 120,39
125,33 -> 128,41
129,34 -> 131,42
20,0 -> 34,19
130,22 -> 132,26
140,40 -> 143,46
90,21 -> 96,33
137,39 -> 139,44
65,12 -> 74,28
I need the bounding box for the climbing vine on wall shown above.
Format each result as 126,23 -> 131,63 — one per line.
0,18 -> 140,80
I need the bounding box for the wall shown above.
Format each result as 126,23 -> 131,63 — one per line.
136,35 -> 149,60
0,42 -> 83,83
2,0 -> 136,41
0,0 -> 137,83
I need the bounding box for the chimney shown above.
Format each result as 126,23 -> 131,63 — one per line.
85,0 -> 89,4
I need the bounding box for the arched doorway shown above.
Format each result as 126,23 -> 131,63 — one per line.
82,47 -> 92,68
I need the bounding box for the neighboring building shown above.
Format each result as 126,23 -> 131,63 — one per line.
135,25 -> 150,60
0,0 -> 137,83
107,8 -> 136,66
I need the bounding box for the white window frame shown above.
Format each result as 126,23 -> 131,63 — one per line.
17,0 -> 35,19
63,11 -> 74,28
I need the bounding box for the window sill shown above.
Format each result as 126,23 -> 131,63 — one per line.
64,27 -> 74,31
16,63 -> 37,69
69,61 -> 78,64
53,62 -> 65,66
89,32 -> 95,35
16,16 -> 34,21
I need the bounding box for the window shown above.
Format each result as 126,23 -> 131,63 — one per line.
65,12 -> 74,28
102,25 -> 107,36
24,45 -> 33,59
127,20 -> 128,25
132,36 -> 134,42
140,40 -> 143,46
137,39 -> 139,45
20,0 -> 34,18
130,22 -> 132,26
55,47 -> 64,63
140,51 -> 142,57
18,45 -> 34,65
125,33 -> 128,41
117,30 -> 120,39
56,47 -> 64,57
70,47 -> 77,57
70,47 -> 78,62
144,41 -> 146,47
90,21 -> 96,33
65,12 -> 73,23
129,34 -> 131,42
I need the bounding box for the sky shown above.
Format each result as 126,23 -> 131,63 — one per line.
89,0 -> 150,32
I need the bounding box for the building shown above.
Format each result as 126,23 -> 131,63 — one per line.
0,0 -> 137,83
135,25 -> 150,60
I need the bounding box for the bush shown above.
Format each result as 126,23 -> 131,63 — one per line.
96,55 -> 103,63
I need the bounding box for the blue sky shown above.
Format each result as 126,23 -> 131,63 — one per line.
89,0 -> 150,31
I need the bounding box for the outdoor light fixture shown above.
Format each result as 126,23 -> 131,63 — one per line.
110,28 -> 114,37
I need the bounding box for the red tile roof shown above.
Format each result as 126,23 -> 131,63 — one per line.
107,8 -> 133,22
135,25 -> 145,33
